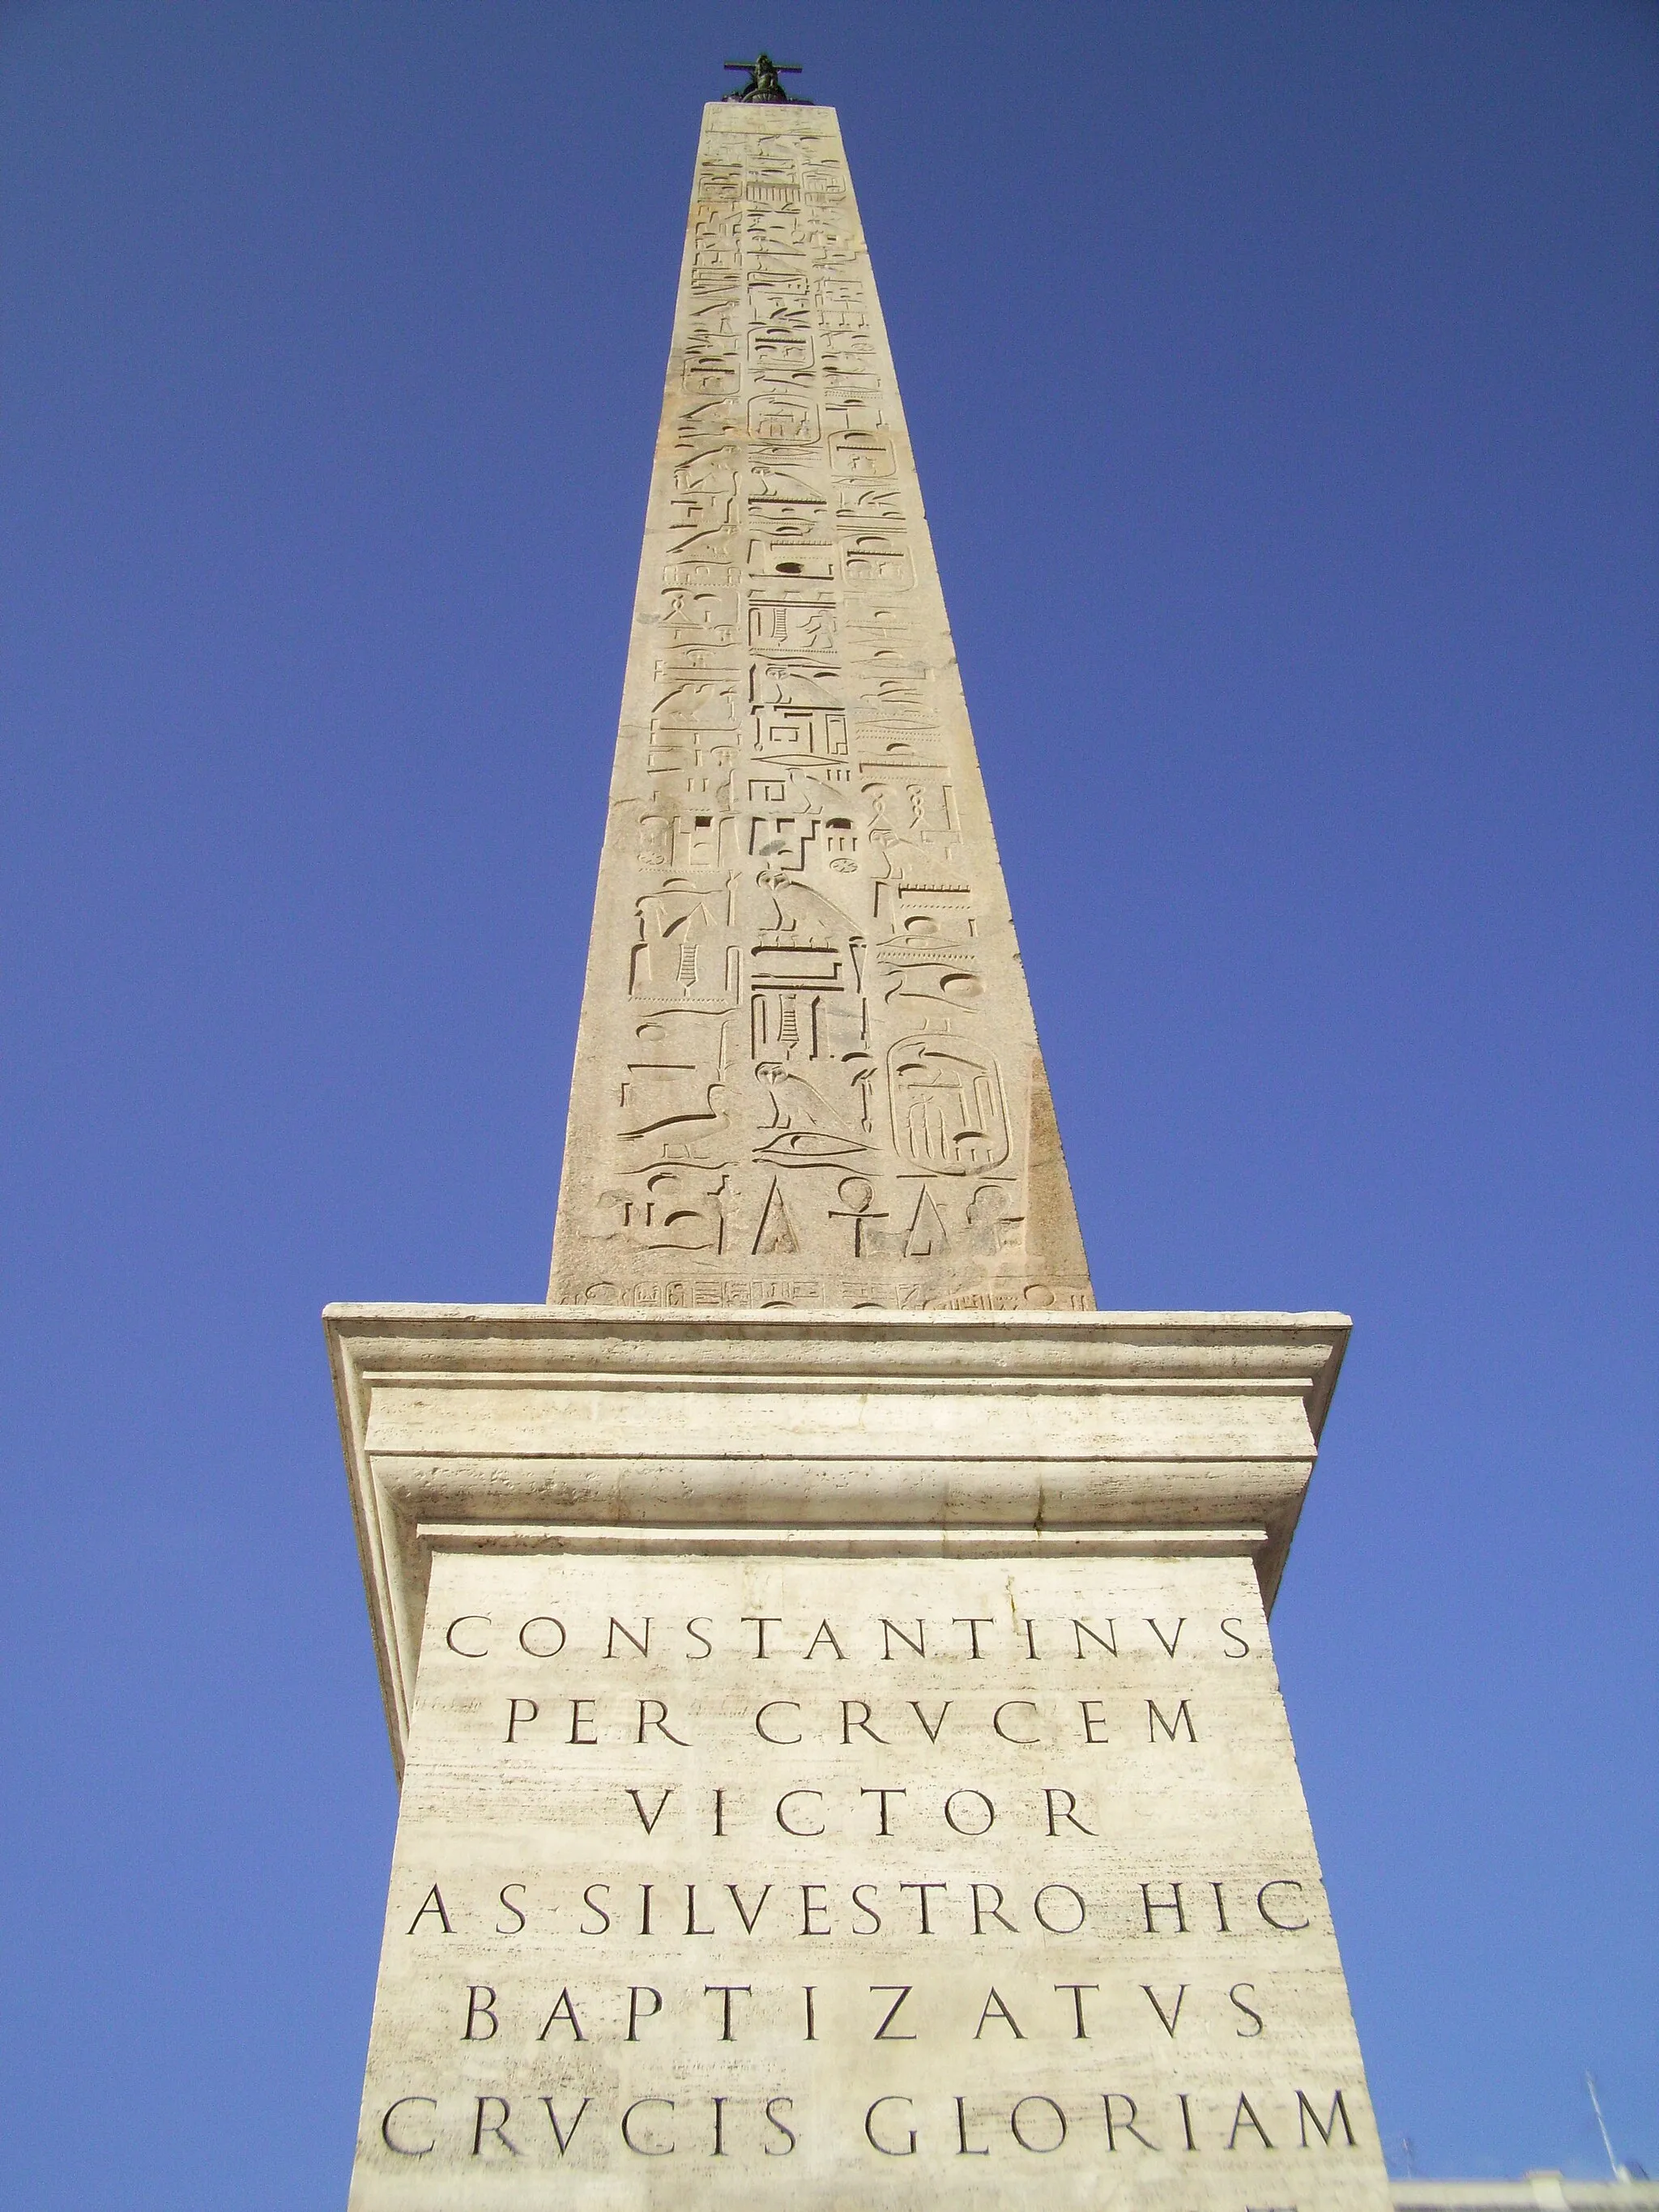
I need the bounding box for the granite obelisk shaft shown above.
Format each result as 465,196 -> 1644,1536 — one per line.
550,101 -> 1092,1313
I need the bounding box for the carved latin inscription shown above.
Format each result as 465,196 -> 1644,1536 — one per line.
350,1551 -> 1385,2208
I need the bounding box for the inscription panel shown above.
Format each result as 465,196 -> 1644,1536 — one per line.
551,101 -> 1092,1311
350,1551 -> 1387,2211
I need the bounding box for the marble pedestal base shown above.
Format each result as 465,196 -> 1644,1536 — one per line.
328,1305 -> 1386,2212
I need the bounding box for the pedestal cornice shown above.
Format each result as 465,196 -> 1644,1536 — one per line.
325,1305 -> 1349,1777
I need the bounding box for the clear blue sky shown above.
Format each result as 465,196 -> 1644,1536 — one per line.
2,4 -> 1654,2205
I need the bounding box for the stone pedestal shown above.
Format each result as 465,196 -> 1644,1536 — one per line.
331,1304 -> 1388,2212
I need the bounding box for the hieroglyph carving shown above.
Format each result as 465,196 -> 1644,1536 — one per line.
551,105 -> 1093,1312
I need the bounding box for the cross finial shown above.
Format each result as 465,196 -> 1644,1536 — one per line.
723,52 -> 806,103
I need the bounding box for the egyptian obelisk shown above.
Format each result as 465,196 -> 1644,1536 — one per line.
330,62 -> 1390,2212
548,72 -> 1090,1316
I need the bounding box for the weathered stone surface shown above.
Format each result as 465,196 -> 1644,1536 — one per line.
331,1308 -> 1388,2211
549,100 -> 1093,1315
354,1549 -> 1379,2209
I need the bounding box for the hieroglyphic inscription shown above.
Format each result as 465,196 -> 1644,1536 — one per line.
552,104 -> 1094,1311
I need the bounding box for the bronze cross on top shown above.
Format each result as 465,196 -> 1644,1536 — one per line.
723,52 -> 804,103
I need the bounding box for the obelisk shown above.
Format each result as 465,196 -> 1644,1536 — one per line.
548,81 -> 1091,1317
330,66 -> 1390,2212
